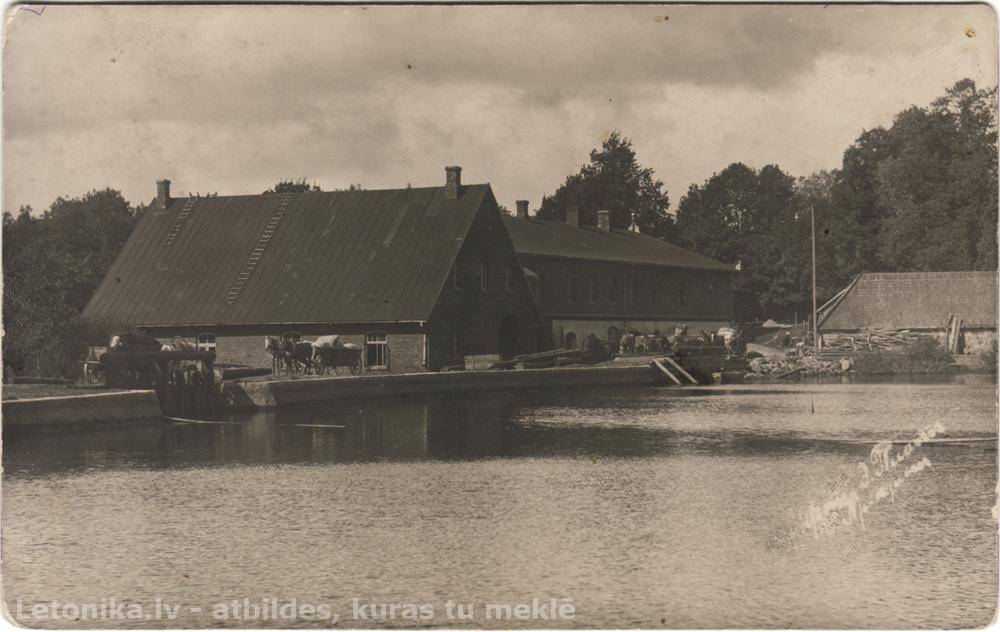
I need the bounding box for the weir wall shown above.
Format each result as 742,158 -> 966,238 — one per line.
3,390 -> 162,431
228,365 -> 658,409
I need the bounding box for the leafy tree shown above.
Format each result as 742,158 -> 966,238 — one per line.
675,163 -> 806,320
264,178 -> 322,194
3,189 -> 141,376
876,80 -> 998,270
536,131 -> 676,240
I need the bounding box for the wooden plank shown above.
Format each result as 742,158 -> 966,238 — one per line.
651,359 -> 682,385
774,366 -> 806,379
663,356 -> 699,385
514,349 -> 579,362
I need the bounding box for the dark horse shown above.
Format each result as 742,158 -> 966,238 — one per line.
265,337 -> 316,375
285,338 -> 316,375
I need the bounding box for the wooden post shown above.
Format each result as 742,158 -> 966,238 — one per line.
811,204 -> 820,351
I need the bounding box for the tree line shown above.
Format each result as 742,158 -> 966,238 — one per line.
535,79 -> 997,321
3,79 -> 995,376
3,190 -> 142,376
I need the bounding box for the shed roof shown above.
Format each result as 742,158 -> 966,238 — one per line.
503,216 -> 733,271
819,271 -> 998,331
83,185 -> 491,326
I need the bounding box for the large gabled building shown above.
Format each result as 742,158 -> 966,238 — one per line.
817,271 -> 998,353
503,202 -> 736,349
84,167 -> 543,372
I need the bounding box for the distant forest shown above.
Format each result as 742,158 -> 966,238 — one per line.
4,79 -> 997,376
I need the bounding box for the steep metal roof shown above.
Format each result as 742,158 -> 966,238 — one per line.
503,216 -> 733,271
820,271 -> 998,331
84,185 -> 491,326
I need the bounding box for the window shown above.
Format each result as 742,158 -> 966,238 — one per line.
709,277 -> 717,304
480,262 -> 488,291
608,274 -> 618,304
588,274 -> 598,303
608,326 -> 619,346
564,332 -> 577,349
505,265 -> 513,292
365,331 -> 388,369
281,331 -> 301,342
566,273 -> 578,303
679,277 -> 689,306
627,275 -> 639,306
453,262 -> 465,290
195,333 -> 216,352
452,331 -> 465,360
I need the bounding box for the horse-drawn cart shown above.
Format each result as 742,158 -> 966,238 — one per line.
311,335 -> 362,375
266,334 -> 362,376
313,344 -> 362,375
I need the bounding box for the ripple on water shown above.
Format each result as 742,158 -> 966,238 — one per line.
3,380 -> 997,628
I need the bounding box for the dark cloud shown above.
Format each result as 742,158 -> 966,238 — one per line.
3,4 -> 995,213
3,4 -> 966,136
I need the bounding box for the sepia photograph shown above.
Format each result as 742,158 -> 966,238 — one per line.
1,2 -> 998,629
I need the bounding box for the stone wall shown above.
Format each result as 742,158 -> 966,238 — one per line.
232,364 -> 658,409
3,390 -> 162,432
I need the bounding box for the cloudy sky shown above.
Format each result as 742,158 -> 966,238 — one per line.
4,4 -> 997,214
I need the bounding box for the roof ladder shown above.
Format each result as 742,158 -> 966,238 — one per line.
161,198 -> 198,247
224,193 -> 293,305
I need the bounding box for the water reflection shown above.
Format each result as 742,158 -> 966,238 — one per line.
3,380 -> 997,628
6,381 -> 996,477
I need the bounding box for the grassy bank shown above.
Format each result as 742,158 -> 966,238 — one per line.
851,338 -> 978,375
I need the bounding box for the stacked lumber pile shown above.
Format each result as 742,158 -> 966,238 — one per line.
509,345 -> 612,370
822,327 -> 927,353
744,326 -> 944,380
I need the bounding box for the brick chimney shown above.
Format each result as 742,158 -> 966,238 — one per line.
445,166 -> 462,200
156,179 -> 171,209
565,206 -> 579,228
516,200 -> 529,219
597,210 -> 611,233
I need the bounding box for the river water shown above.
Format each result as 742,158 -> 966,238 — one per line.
3,377 -> 997,628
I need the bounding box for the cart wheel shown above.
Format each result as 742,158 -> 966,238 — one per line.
350,357 -> 362,375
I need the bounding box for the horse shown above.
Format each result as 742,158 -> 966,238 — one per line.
161,337 -> 197,352
619,332 -> 636,354
635,334 -> 661,354
281,337 -> 316,375
265,336 -> 286,374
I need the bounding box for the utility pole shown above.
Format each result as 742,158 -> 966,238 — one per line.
811,203 -> 820,351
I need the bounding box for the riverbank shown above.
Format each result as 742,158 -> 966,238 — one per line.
745,336 -> 996,380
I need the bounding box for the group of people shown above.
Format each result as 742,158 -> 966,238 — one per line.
615,324 -> 746,356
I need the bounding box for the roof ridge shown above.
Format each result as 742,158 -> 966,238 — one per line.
164,183 -> 491,201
